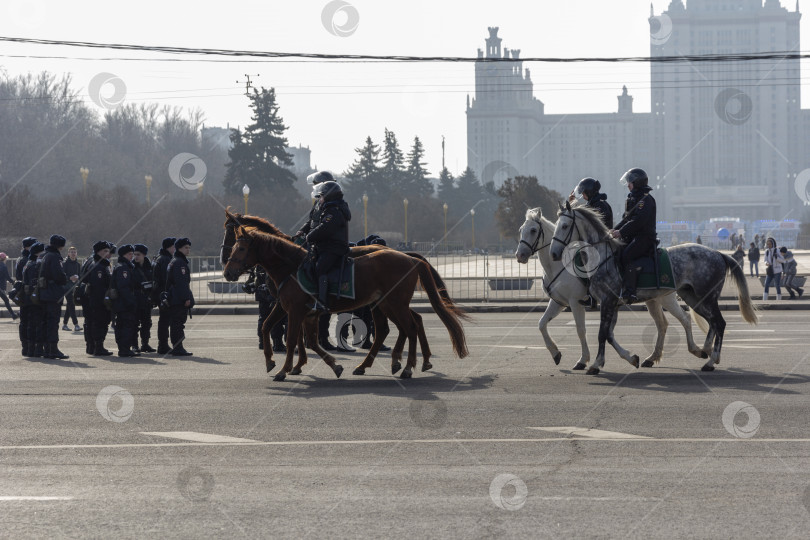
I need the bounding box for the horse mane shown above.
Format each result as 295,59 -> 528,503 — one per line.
560,204 -> 624,250
230,211 -> 292,240
241,226 -> 305,256
526,207 -> 552,226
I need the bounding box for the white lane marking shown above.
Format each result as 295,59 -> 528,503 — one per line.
534,496 -> 662,502
565,320 -> 600,326
0,496 -> 73,501
528,427 -> 652,439
140,432 -> 259,443
471,345 -> 549,350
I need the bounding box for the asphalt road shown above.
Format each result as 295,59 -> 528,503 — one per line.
1,309 -> 810,539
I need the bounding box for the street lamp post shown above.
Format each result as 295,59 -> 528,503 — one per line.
197,183 -> 203,197
145,174 -> 153,205
362,194 -> 368,238
243,184 -> 250,214
443,202 -> 448,251
470,208 -> 476,251
403,198 -> 409,244
80,167 -> 89,196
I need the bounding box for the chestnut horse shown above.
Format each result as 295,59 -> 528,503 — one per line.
221,208 -> 467,375
223,225 -> 469,380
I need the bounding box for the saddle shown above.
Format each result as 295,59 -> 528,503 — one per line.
621,247 -> 675,290
297,256 -> 356,300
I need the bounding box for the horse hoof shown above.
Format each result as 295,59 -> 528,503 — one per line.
392,362 -> 402,375
630,355 -> 640,369
265,361 -> 276,373
290,367 -> 302,376
700,351 -> 709,359
334,365 -> 344,378
572,363 -> 586,371
273,373 -> 286,382
553,352 -> 562,366
701,364 -> 715,372
421,362 -> 433,372
353,367 -> 365,376
400,370 -> 412,379
586,367 -> 600,375
641,359 -> 655,368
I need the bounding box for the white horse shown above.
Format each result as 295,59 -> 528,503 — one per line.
515,207 -> 705,371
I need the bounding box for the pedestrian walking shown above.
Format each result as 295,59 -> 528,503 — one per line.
0,252 -> 18,320
763,237 -> 785,301
780,247 -> 804,299
61,246 -> 81,332
747,242 -> 760,277
731,244 -> 745,268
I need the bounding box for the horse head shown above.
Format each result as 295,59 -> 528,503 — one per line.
222,225 -> 256,282
515,208 -> 545,264
550,203 -> 578,262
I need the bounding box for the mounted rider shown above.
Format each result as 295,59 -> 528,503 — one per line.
293,170 -> 335,245
569,177 -> 613,229
305,181 -> 351,313
609,168 -> 657,304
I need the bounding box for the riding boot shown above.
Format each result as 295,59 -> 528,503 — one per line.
309,275 -> 330,313
621,266 -> 640,304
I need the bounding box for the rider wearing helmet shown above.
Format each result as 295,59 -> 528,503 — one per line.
293,171 -> 336,244
305,181 -> 351,313
609,168 -> 657,304
569,177 -> 613,229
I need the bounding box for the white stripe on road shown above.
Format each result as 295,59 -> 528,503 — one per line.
0,496 -> 73,501
527,427 -> 652,439
140,431 -> 259,443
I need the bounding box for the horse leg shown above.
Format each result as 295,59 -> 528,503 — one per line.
291,318 -> 318,376
568,301 -> 590,370
660,293 -> 703,359
605,308 -> 640,368
291,331 -> 307,374
274,310 -> 303,382
302,316 -> 343,378
261,303 -> 286,373
411,310 -> 433,372
537,300 -> 565,366
641,299 -> 667,367
382,304 -> 418,379
679,289 -> 714,360
588,300 -> 617,375
354,309 -> 390,375
693,300 -> 725,370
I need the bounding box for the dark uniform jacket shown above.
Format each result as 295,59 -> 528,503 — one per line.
86,257 -> 111,307
167,252 -> 194,308
587,194 -> 614,229
63,258 -> 81,299
111,257 -> 137,313
298,199 -> 324,238
22,255 -> 41,307
152,249 -> 173,303
132,259 -> 154,310
40,246 -> 67,303
615,186 -> 656,243
16,250 -> 30,282
306,200 -> 351,255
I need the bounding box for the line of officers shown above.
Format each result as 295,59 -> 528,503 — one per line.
11,235 -> 195,359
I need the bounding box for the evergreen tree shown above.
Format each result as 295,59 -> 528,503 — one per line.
381,128 -> 406,193
437,166 -> 456,202
495,176 -> 563,240
405,136 -> 433,197
224,87 -> 297,194
455,166 -> 485,214
344,136 -> 384,199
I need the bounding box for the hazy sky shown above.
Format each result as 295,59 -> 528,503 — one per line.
1,0 -> 806,179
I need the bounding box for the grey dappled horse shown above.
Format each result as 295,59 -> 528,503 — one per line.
550,202 -> 758,374
516,208 -> 704,371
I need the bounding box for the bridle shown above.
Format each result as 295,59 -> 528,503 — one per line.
519,218 -> 552,256
551,208 -> 580,252
549,207 -> 618,288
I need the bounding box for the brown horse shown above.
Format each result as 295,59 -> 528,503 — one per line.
223,225 -> 468,380
221,208 -> 466,376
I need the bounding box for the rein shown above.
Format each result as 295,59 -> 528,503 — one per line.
519,219 -> 552,256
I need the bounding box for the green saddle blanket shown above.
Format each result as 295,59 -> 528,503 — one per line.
636,248 -> 675,290
297,259 -> 356,300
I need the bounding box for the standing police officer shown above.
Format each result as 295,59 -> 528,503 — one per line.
40,235 -> 75,359
152,237 -> 176,354
15,237 -> 36,356
22,242 -> 46,358
166,237 -> 194,356
132,244 -> 155,353
609,168 -> 657,304
87,241 -> 114,356
111,244 -> 139,357
305,181 -> 351,313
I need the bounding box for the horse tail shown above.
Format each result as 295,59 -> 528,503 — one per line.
416,260 -> 469,358
406,252 -> 471,321
722,253 -> 759,325
690,308 -> 710,335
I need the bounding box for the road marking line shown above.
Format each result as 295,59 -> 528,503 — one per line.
527,427 -> 652,439
0,496 -> 73,501
140,431 -> 259,443
534,496 -> 662,501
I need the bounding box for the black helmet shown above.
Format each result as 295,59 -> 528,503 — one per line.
311,181 -> 343,202
306,170 -> 335,186
574,177 -> 601,200
620,168 -> 648,189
